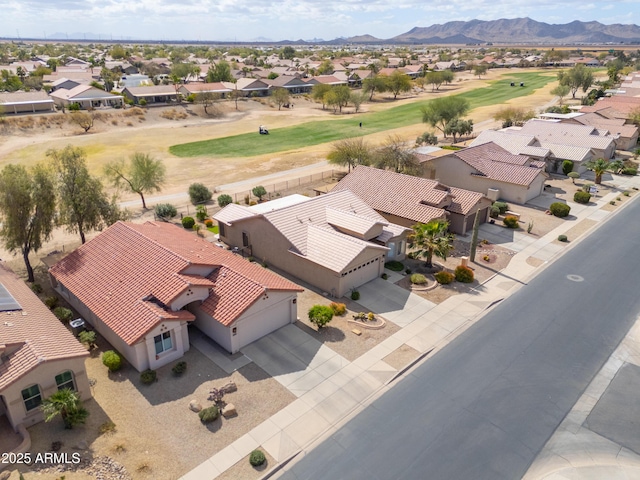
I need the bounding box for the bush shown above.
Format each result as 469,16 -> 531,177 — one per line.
493,201 -> 509,215
434,271 -> 455,284
454,265 -> 474,283
45,295 -> 59,309
308,305 -> 334,329
549,202 -> 571,218
622,167 -> 637,176
329,302 -> 347,316
503,215 -> 519,228
568,172 -> 580,183
102,350 -> 122,372
384,260 -> 404,271
198,406 -> 220,423
204,219 -> 213,228
489,206 -> 500,218
381,273 -> 388,280
140,369 -> 157,385
217,194 -> 233,208
188,183 -> 212,205
252,185 -> 267,201
30,283 -> 43,294
172,361 -> 187,376
196,205 -> 208,222
405,268 -> 412,275
558,235 -> 568,242
562,160 -> 574,175
68,102 -> 80,111
623,191 -> 631,196
138,99 -> 147,106
155,203 -> 177,220
410,273 -> 427,285
573,191 -> 591,204
350,289 -> 360,301
181,216 -> 195,229
53,307 -> 73,323
249,450 -> 266,467
78,330 -> 96,346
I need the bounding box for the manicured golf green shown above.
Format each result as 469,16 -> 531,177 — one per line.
169,71 -> 556,158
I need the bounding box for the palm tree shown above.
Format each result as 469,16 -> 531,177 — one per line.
409,219 -> 455,268
583,158 -> 623,184
41,388 -> 89,429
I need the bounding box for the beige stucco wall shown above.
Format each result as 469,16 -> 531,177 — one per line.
1,357 -> 90,431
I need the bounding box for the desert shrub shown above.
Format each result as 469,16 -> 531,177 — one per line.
622,167 -> 637,176
102,350 -> 122,372
623,191 -> 631,196
249,450 -> 266,467
249,200 -> 257,206
434,271 -> 454,284
573,191 -> 591,204
172,361 -> 187,376
350,289 -> 360,301
329,302 -> 347,316
549,202 -> 571,218
252,185 -> 267,201
610,200 -> 616,205
181,216 -> 195,229
68,102 -> 80,111
196,205 -> 208,222
45,295 -> 59,309
204,219 -> 213,228
503,215 -> 519,228
54,307 -> 73,322
99,420 -> 117,435
405,268 -> 412,275
483,255 -> 490,261
155,203 -> 177,220
489,205 -> 500,218
381,273 -> 388,280
454,265 -> 474,283
138,99 -> 147,106
217,194 -> 233,208
567,172 -> 580,183
30,283 -> 43,294
308,305 -> 334,329
198,406 -> 220,423
140,369 -> 157,385
493,201 -> 509,215
188,183 -> 212,204
186,94 -> 196,103
562,160 -> 574,175
78,330 -> 96,346
384,260 -> 404,271
367,312 -> 375,321
410,273 -> 427,285
558,235 -> 568,242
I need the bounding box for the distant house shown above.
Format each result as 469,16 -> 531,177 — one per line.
0,91 -> 55,114
222,78 -> 270,97
0,263 -> 90,432
178,82 -> 232,99
263,76 -> 312,94
49,222 -> 302,370
214,190 -> 410,298
421,142 -> 548,204
305,75 -> 348,86
48,77 -> 82,92
121,85 -> 179,105
49,85 -> 124,109
333,166 -> 492,235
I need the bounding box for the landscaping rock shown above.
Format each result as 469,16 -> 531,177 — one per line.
189,399 -> 202,413
221,382 -> 237,394
222,403 -> 237,418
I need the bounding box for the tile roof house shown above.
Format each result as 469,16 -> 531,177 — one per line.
421,142 -> 548,204
0,263 -> 90,432
178,82 -> 233,98
49,222 -> 302,371
214,190 -> 410,298
121,85 -> 179,105
49,85 -> 124,109
263,75 -> 312,94
0,91 -> 55,114
332,166 -> 492,236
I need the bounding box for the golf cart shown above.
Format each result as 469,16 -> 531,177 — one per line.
259,125 -> 269,135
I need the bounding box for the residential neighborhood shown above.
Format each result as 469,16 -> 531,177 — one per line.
1,31 -> 640,480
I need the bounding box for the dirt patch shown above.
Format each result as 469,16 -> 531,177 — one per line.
553,219 -> 598,245
216,448 -> 274,480
526,256 -> 546,268
383,344 -> 421,371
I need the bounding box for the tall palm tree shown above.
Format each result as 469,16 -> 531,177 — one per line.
583,158 -> 623,184
41,388 -> 89,429
409,219 -> 455,268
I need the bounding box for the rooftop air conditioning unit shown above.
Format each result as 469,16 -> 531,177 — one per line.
487,188 -> 500,201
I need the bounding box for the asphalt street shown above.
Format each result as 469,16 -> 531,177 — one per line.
277,197 -> 640,480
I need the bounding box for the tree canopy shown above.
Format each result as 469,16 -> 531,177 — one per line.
558,64 -> 594,99
409,219 -> 455,268
421,96 -> 470,136
104,153 -> 166,209
386,71 -> 412,99
327,137 -> 372,172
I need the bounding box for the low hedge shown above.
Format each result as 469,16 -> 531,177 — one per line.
454,265 -> 474,283
384,260 -> 404,272
549,202 -> 571,218
410,273 -> 427,285
434,271 -> 454,285
102,350 -> 122,372
140,369 -> 157,385
503,215 -> 519,228
573,191 -> 591,204
182,216 -> 195,229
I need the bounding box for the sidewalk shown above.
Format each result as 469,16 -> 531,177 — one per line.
181,173 -> 640,480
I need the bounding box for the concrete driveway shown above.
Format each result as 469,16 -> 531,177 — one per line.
241,324 -> 350,398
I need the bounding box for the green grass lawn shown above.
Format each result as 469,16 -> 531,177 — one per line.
169,71 -> 557,158
207,225 -> 219,234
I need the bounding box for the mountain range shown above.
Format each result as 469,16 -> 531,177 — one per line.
342,18 -> 640,45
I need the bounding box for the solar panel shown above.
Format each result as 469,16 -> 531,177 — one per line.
0,283 -> 22,312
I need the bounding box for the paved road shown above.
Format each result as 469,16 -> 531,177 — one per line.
278,198 -> 640,480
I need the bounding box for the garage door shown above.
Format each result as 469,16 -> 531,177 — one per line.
342,257 -> 381,294
237,299 -> 291,349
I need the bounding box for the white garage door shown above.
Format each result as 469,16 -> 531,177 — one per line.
237,299 -> 291,349
342,257 -> 381,294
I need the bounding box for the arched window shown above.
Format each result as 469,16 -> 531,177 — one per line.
55,371 -> 76,391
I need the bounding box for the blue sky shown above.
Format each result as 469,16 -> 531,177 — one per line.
2,0 -> 638,42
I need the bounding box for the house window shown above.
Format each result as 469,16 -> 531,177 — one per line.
55,371 -> 76,391
219,223 -> 226,237
21,385 -> 42,412
154,331 -> 173,355
387,242 -> 396,258
242,232 -> 249,247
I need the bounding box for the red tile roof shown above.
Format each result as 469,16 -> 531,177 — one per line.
49,222 -> 301,344
0,264 -> 88,391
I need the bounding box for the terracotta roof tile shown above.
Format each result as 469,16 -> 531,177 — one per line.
49,222 -> 301,344
0,264 -> 88,391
